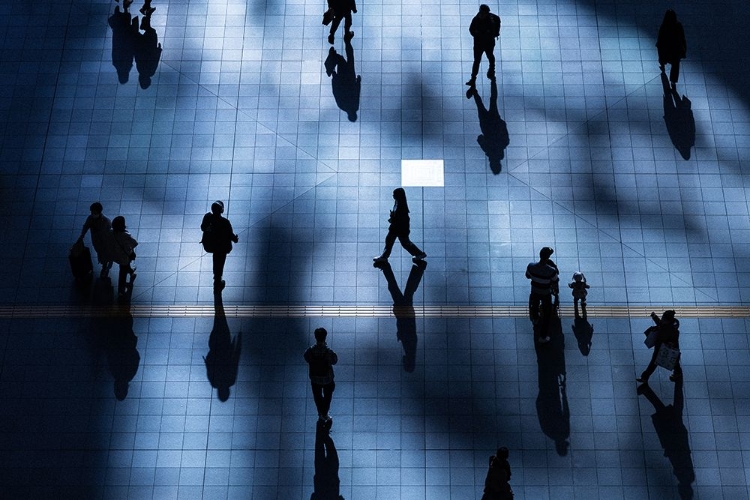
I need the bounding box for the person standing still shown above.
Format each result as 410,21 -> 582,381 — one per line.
327,0 -> 356,44
201,201 -> 239,292
304,328 -> 338,426
78,202 -> 113,278
525,246 -> 559,340
656,9 -> 686,88
373,188 -> 426,264
467,4 -> 501,88
110,216 -> 138,298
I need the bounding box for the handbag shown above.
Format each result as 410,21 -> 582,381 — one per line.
655,343 -> 681,370
322,7 -> 335,25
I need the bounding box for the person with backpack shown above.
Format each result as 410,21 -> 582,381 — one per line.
467,4 -> 501,88
201,201 -> 239,292
304,328 -> 339,426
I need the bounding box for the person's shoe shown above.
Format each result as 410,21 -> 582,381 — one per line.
465,77 -> 476,87
328,34 -> 334,44
669,373 -> 682,382
373,255 -> 388,263
344,30 -> 354,41
413,251 -> 427,260
635,376 -> 648,383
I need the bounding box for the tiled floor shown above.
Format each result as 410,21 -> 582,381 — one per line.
1,0 -> 750,497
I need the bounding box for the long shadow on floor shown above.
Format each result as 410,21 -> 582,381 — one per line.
534,314 -> 570,456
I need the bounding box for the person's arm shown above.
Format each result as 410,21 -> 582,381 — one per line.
329,349 -> 338,365
227,220 -> 239,243
200,213 -> 210,232
78,216 -> 91,240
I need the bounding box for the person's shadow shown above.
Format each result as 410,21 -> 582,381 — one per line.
638,380 -> 695,499
108,6 -> 139,84
135,12 -> 162,89
324,39 -> 361,122
311,421 -> 345,500
468,78 -> 509,174
572,316 -> 594,356
374,260 -> 426,372
535,315 -> 570,456
662,72 -> 695,160
204,293 -> 242,402
99,300 -> 141,400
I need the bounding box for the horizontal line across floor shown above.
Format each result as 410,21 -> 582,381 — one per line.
0,305 -> 748,319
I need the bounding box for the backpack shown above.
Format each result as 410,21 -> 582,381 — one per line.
490,13 -> 501,38
201,214 -> 216,253
308,349 -> 330,378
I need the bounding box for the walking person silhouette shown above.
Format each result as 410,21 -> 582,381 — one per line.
373,188 -> 426,264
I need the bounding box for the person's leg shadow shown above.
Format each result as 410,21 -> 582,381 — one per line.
534,315 -> 570,456
96,301 -> 141,400
203,292 -> 242,402
374,260 -> 426,372
637,380 -> 695,499
468,78 -> 509,174
662,72 -> 695,160
311,420 -> 344,500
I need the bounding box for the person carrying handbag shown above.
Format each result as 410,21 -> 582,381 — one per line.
109,216 -> 138,298
637,310 -> 682,384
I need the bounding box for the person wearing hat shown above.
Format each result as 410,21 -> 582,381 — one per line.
201,201 -> 239,292
525,247 -> 559,338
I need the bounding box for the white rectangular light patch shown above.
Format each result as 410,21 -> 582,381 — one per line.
401,159 -> 444,187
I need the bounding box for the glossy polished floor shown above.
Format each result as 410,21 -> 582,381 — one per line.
1,0 -> 750,498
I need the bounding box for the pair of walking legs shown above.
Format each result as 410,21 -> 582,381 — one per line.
639,349 -> 682,383
311,381 -> 335,420
118,262 -> 136,296
468,43 -> 495,84
329,13 -> 353,43
377,230 -> 425,260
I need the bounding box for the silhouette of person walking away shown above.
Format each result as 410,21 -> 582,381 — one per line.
656,9 -> 686,88
373,188 -> 427,264
102,302 -> 141,400
467,78 -> 509,174
201,200 -> 239,293
324,38 -> 361,122
535,316 -> 569,457
327,0 -> 356,44
110,215 -> 138,300
304,328 -> 338,427
466,4 -> 501,88
637,380 -> 695,499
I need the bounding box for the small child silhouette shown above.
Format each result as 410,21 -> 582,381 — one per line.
568,272 -> 590,319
